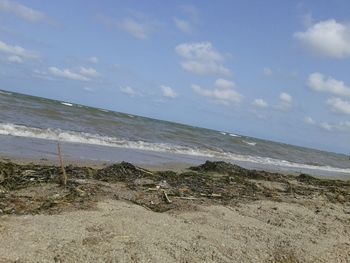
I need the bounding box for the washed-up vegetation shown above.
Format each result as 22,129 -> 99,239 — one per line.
0,160 -> 349,215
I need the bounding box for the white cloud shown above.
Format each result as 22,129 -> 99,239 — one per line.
175,42 -> 231,76
97,12 -> 158,40
302,13 -> 313,27
336,121 -> 350,132
32,69 -> 56,80
214,78 -> 235,89
263,67 -> 273,76
290,71 -> 298,78
321,121 -> 350,132
307,72 -> 350,97
191,78 -> 243,105
278,92 -> 293,110
181,61 -> 230,76
320,122 -> 332,131
176,42 -> 224,61
280,92 -> 292,103
48,67 -> 89,81
174,5 -> 198,34
47,66 -> 100,81
160,85 -> 178,98
7,55 -> 23,63
180,5 -> 199,22
120,86 -> 140,97
0,40 -> 39,59
304,116 -> 315,125
0,0 -> 45,22
303,117 -> 350,132
83,87 -> 94,92
173,17 -> 192,33
294,19 -> 350,58
327,97 -> 350,115
87,56 -> 98,64
79,67 -> 100,78
252,99 -> 268,108
118,18 -> 150,39
0,0 -> 57,25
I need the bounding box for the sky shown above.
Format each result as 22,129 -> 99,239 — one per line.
0,0 -> 350,154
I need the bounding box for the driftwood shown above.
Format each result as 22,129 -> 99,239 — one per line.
175,196 -> 198,200
163,190 -> 172,204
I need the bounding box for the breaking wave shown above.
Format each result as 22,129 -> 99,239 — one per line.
1,122 -> 350,174
243,141 -> 257,146
60,102 -> 73,107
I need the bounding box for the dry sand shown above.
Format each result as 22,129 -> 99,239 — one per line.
1,198 -> 349,263
0,161 -> 349,262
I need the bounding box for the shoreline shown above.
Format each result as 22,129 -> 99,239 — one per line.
1,134 -> 350,179
2,153 -> 350,180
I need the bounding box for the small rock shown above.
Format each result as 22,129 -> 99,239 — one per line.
157,180 -> 170,189
134,178 -> 155,186
337,194 -> 345,203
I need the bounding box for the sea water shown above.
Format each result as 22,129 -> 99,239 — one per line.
1,90 -> 349,177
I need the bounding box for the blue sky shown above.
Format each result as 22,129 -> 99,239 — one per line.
0,0 -> 350,154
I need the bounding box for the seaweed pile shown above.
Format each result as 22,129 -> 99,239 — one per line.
0,160 -> 349,215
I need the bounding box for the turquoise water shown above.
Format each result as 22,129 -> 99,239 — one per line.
0,90 -> 349,176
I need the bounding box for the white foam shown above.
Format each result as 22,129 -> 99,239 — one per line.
243,141 -> 256,146
220,132 -> 226,135
0,91 -> 12,95
229,133 -> 240,137
1,122 -> 350,174
61,102 -> 73,107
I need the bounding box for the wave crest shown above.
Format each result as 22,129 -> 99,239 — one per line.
1,122 -> 349,174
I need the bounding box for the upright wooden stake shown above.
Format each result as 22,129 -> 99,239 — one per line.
57,143 -> 67,186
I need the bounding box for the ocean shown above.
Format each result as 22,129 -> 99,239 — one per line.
1,89 -> 349,177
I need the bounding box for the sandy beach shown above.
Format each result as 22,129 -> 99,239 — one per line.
2,0 -> 350,262
0,159 -> 349,262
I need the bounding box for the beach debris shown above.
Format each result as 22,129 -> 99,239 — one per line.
176,196 -> 198,200
162,190 -> 172,204
57,143 -> 67,186
95,162 -> 153,183
146,188 -> 159,191
200,193 -> 222,198
0,160 -> 348,215
157,180 -> 170,189
190,161 -> 247,175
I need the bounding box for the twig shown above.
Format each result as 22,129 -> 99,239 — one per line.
175,196 -> 198,200
57,143 -> 67,186
163,190 -> 172,204
200,193 -> 222,198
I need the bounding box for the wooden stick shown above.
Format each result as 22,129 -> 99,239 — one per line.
175,196 -> 198,200
163,190 -> 172,204
57,143 -> 67,186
